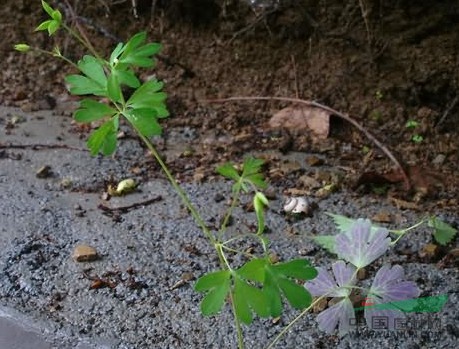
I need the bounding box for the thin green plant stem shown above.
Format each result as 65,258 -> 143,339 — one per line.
137,132 -> 216,245
223,233 -> 268,254
218,188 -> 241,240
62,21 -> 103,62
389,219 -> 426,245
265,296 -> 325,349
32,47 -> 78,70
229,290 -> 245,349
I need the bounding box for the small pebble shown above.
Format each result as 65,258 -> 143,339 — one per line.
36,165 -> 52,178
72,244 -> 98,262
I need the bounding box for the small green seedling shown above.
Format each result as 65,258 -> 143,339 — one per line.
405,119 -> 424,143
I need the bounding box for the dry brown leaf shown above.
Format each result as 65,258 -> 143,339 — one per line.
269,106 -> 330,139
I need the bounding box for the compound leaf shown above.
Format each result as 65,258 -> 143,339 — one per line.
74,99 -> 116,123
124,109 -> 162,137
195,270 -> 231,316
65,56 -> 107,96
107,72 -> 122,103
237,258 -> 267,283
127,80 -> 166,109
428,217 -> 457,245
86,118 -> 118,156
271,259 -> 318,280
216,162 -> 240,182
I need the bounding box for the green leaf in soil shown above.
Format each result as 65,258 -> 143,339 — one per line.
233,276 -> 270,324
86,118 -> 118,156
74,99 -> 116,123
237,258 -> 267,283
117,32 -> 162,68
116,70 -> 140,89
36,1 -> 62,35
216,162 -> 240,182
312,235 -> 337,254
270,259 -> 318,281
195,270 -> 231,316
264,260 -> 316,315
107,72 -> 122,103
242,157 -> 267,190
126,80 -> 166,109
237,258 -> 316,317
428,217 -> 457,245
124,109 -> 162,137
65,55 -> 107,96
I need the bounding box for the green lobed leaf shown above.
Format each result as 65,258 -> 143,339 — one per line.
233,277 -> 270,324
245,173 -> 267,190
77,55 -> 107,88
110,42 -> 124,65
66,56 -> 108,96
153,105 -> 170,118
271,259 -> 318,281
47,20 -> 60,35
428,217 -> 457,245
195,270 -> 231,316
123,109 -> 162,137
233,277 -> 253,324
126,80 -> 166,109
101,128 -> 117,156
41,1 -> 54,17
86,118 -> 118,156
236,258 -> 267,283
51,9 -> 62,21
263,271 -> 282,317
242,157 -> 265,176
242,158 -> 267,190
107,73 -> 122,103
65,75 -> 106,96
121,32 -> 147,58
120,43 -> 161,68
35,20 -> 52,32
74,99 -> 116,123
216,162 -> 240,181
276,277 -> 312,309
326,213 -> 382,237
312,235 -> 336,254
116,70 -> 140,88
195,270 -> 231,292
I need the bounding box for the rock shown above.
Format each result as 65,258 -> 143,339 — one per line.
432,154 -> 446,166
269,106 -> 331,138
36,165 -> 52,178
305,155 -> 324,166
72,244 -> 98,262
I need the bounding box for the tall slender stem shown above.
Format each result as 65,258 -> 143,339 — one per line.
137,132 -> 216,245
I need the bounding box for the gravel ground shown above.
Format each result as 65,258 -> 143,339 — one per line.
0,106 -> 457,348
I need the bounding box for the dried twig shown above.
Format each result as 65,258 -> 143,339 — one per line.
436,94 -> 458,128
98,195 -> 163,216
205,96 -> 411,189
0,143 -> 87,151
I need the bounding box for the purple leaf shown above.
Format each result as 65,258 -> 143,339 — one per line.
364,265 -> 420,330
335,219 -> 391,268
305,261 -> 356,297
316,298 -> 355,336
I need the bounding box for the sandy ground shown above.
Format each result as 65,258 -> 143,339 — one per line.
0,105 -> 457,348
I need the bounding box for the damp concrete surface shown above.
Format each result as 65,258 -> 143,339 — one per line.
0,106 -> 457,348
